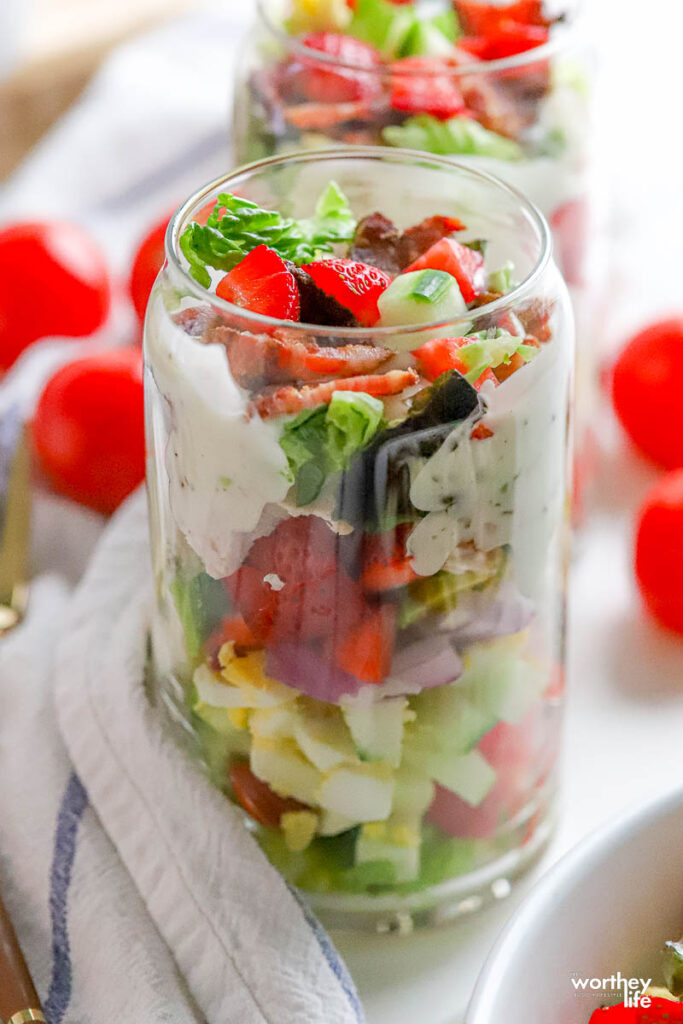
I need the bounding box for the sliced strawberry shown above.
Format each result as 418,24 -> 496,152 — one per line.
302,258 -> 392,326
389,57 -> 466,121
290,33 -> 382,104
405,238 -> 485,304
224,566 -> 279,644
218,326 -> 391,388
360,528 -> 418,593
454,1 -> 552,34
252,368 -> 419,418
458,21 -> 549,60
333,603 -> 396,684
230,761 -> 310,829
411,336 -> 469,381
216,246 -> 300,321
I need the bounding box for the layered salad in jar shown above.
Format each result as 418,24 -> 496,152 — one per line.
236,0 -> 591,278
144,152 -> 571,924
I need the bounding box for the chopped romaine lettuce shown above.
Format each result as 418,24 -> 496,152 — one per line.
349,0 -> 416,57
180,182 -> 357,287
280,391 -> 384,505
383,115 -> 523,161
664,940 -> 683,998
458,329 -> 539,383
170,571 -> 231,660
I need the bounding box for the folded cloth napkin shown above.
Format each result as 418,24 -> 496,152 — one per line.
0,490 -> 364,1024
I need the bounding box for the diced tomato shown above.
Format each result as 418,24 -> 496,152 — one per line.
494,350 -> 526,382
230,761 -> 310,829
252,367 -> 419,418
205,616 -> 258,667
360,527 -> 418,592
302,258 -> 392,326
405,237 -> 485,303
470,422 -> 494,440
216,245 -> 300,321
389,57 -> 466,121
290,33 -> 382,104
411,336 -> 469,381
455,0 -> 551,34
472,367 -> 498,391
458,21 -> 549,60
334,603 -> 396,684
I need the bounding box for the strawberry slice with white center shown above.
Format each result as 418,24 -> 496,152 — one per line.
216,245 -> 300,321
302,258 -> 392,326
291,33 -> 382,104
389,57 -> 467,121
405,238 -> 486,304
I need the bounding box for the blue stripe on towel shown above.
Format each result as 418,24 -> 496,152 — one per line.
289,887 -> 366,1024
44,773 -> 88,1024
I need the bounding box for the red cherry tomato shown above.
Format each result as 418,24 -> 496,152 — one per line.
635,470 -> 683,635
612,317 -> 683,469
229,761 -> 309,829
32,348 -> 145,515
0,221 -> 110,372
129,216 -> 170,324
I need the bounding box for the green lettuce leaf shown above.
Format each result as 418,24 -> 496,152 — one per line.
458,329 -> 540,383
280,392 -> 384,506
170,571 -> 231,660
383,115 -> 523,161
488,261 -> 515,294
179,182 -> 357,287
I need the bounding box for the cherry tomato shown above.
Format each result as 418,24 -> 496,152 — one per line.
612,318 -> 683,469
32,348 -> 145,515
129,216 -> 169,324
0,221 -> 110,372
229,761 -> 309,829
635,470 -> 683,635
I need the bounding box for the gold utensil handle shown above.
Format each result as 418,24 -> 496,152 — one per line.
0,895 -> 44,1024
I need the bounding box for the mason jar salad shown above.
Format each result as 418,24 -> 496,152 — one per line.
144,150 -> 572,929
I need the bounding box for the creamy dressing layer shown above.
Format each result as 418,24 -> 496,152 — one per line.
407,328 -> 569,597
146,293 -> 292,578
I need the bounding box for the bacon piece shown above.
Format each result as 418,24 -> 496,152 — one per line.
209,325 -> 391,388
397,215 -> 467,268
251,368 -> 420,419
283,97 -> 388,130
517,299 -> 554,342
172,305 -> 220,336
350,212 -> 403,276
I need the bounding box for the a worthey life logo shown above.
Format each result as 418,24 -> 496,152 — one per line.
571,973 -> 654,1008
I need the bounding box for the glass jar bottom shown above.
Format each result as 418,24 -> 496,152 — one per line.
305,806 -> 555,935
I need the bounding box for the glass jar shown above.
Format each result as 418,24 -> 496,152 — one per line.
233,0 -> 598,516
144,148 -> 572,932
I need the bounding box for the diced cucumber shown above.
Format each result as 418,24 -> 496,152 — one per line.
428,749 -> 496,807
408,683 -> 498,756
341,697 -> 407,768
391,764 -> 435,820
318,809 -> 358,837
318,763 -> 394,822
377,270 -> 467,350
355,820 -> 421,883
459,637 -> 545,725
250,737 -> 322,804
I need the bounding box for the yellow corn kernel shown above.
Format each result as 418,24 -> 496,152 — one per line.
227,708 -> 249,730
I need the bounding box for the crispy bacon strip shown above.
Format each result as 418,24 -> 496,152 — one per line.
251,368 -> 420,419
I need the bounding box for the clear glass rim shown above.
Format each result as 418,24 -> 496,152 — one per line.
166,146 -> 552,340
255,0 -> 582,77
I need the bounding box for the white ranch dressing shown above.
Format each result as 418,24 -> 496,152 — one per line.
146,295 -> 291,578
